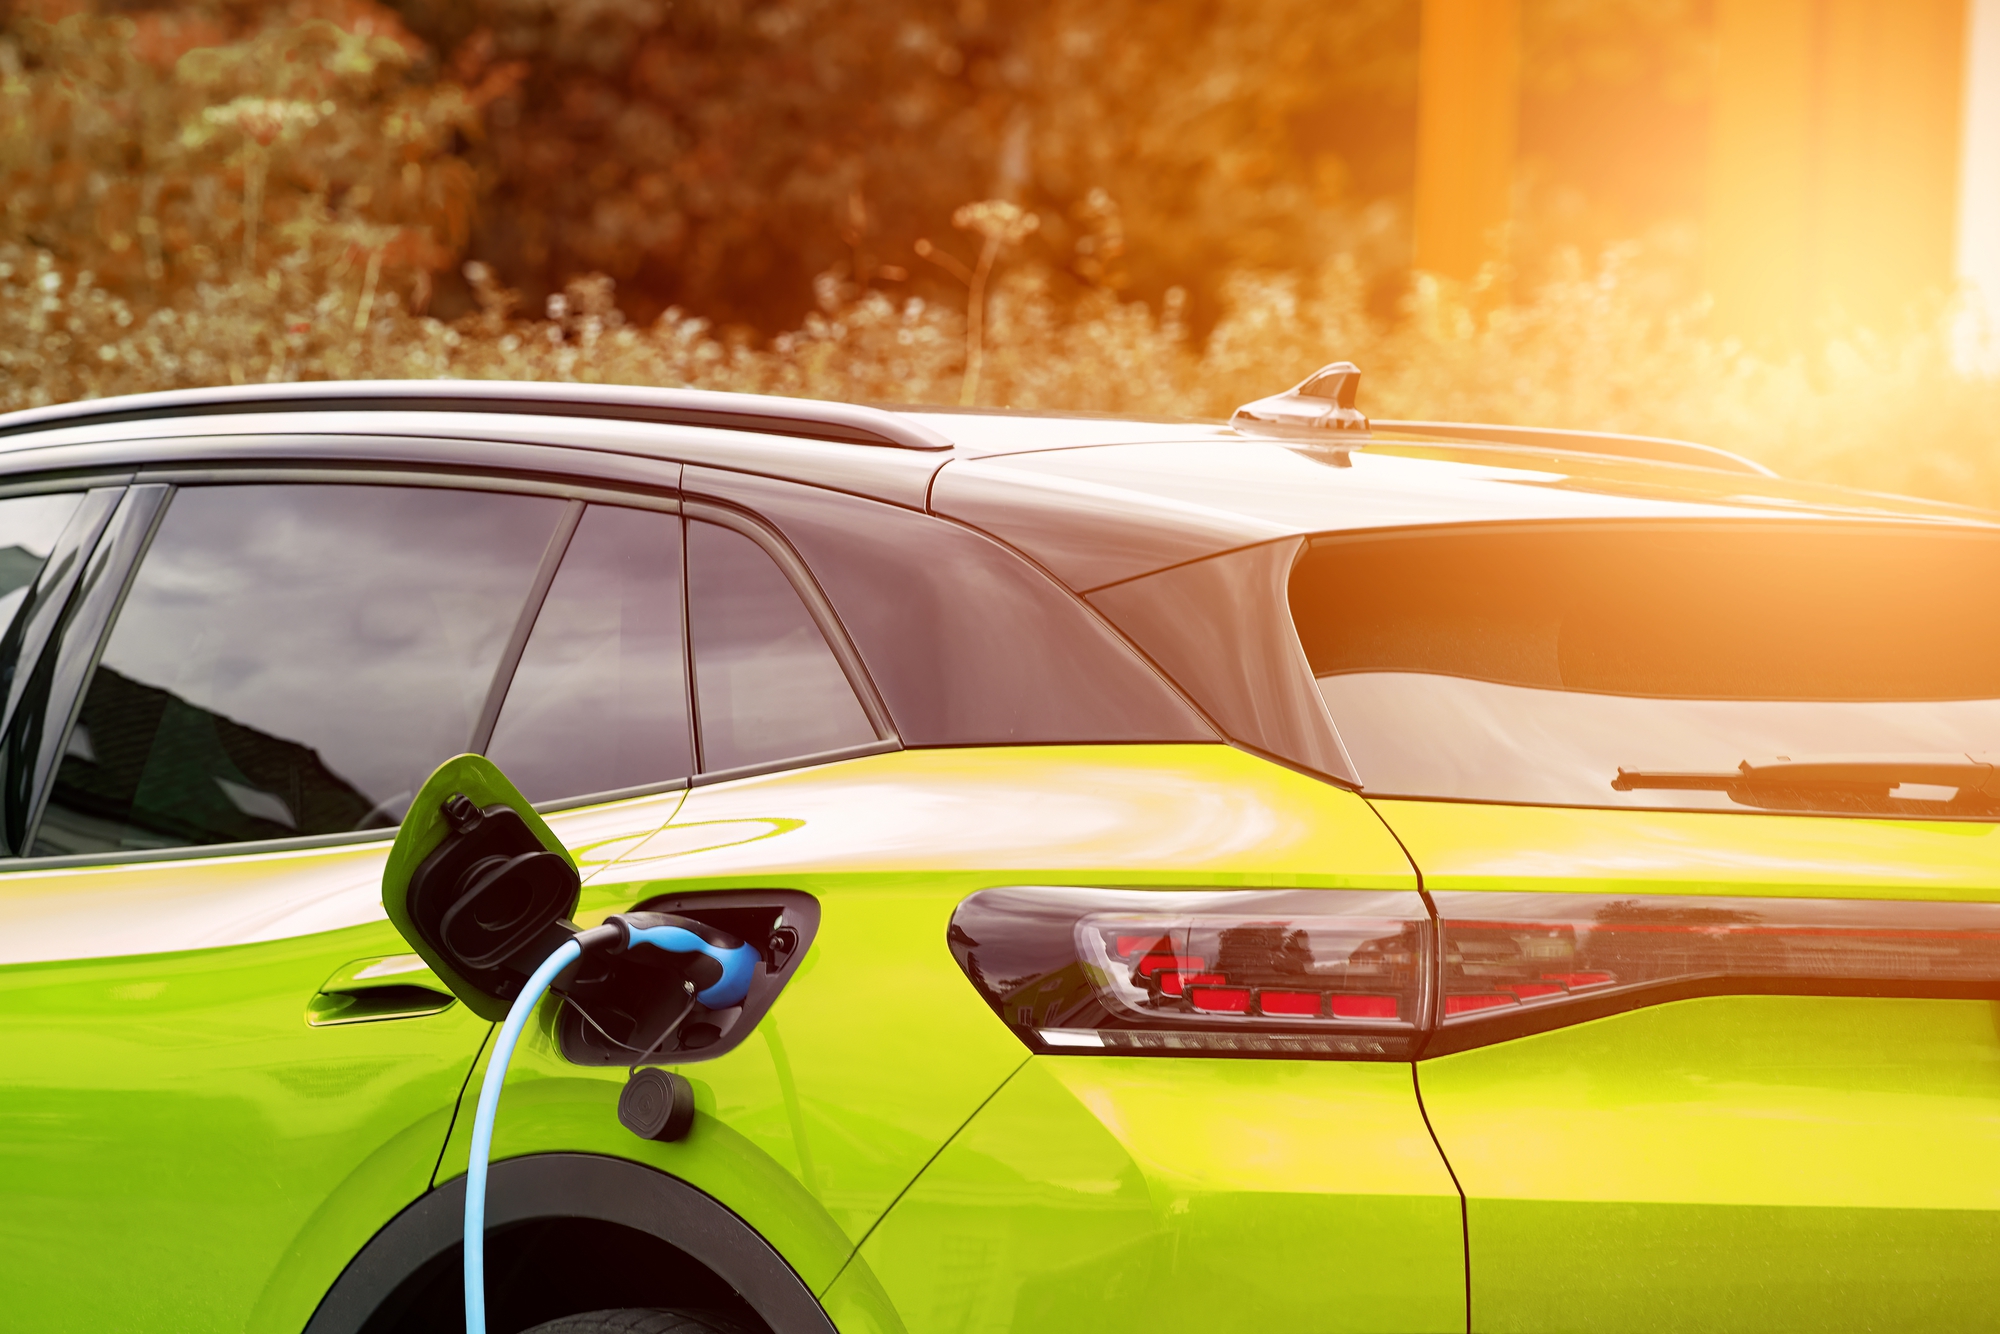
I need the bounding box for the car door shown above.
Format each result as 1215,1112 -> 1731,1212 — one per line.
1386,801 -> 2000,1333
0,475 -> 695,1332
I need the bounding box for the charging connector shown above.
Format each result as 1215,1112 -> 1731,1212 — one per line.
380,771 -> 773,1333
460,915 -> 760,1334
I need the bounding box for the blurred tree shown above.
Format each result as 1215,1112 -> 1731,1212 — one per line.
0,0 -> 493,313
1412,0 -> 1520,283
1517,0 -> 1712,271
386,0 -> 1416,331
0,0 -> 1725,339
6,0 -> 1999,516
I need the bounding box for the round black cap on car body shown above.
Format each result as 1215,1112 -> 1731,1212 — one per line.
619,1068 -> 696,1142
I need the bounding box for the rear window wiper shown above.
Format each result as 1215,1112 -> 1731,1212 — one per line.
1612,754 -> 2000,814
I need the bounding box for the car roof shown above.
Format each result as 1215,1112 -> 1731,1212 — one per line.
926,431 -> 2000,590
0,381 -> 1988,594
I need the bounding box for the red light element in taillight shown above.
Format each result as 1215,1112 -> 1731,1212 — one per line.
953,885 -> 2000,1061
1439,891 -> 2000,1039
1258,990 -> 1322,1016
1136,953 -> 1205,978
946,886 -> 1433,1059
1188,986 -> 1253,1013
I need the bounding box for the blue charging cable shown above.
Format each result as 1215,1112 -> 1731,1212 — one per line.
463,915 -> 760,1334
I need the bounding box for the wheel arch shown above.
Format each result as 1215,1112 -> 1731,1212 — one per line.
303,1153 -> 839,1334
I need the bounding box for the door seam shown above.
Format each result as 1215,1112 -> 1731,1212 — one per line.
814,1053 -> 1033,1299
1412,1062 -> 1472,1334
430,1023 -> 495,1189
1367,794 -> 1472,1334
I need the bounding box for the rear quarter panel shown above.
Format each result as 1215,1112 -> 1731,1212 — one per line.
432,745 -> 1439,1316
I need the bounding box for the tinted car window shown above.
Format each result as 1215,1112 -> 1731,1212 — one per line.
0,492 -> 84,641
33,484 -> 562,855
487,504 -> 694,803
685,467 -> 1215,746
1295,523 -> 2000,816
687,518 -> 873,772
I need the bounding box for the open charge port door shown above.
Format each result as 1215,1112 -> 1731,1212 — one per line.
556,889 -> 819,1065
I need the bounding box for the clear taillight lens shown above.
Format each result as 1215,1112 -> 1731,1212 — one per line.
947,887 -> 1432,1058
1433,891 -> 2000,1049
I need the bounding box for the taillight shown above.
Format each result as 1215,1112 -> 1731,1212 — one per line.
1430,891 -> 2000,1053
952,886 -> 2000,1060
946,887 -> 1432,1058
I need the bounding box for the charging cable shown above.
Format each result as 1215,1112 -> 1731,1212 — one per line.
462,914 -> 760,1334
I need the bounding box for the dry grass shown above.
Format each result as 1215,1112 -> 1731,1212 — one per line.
8,237 -> 1998,511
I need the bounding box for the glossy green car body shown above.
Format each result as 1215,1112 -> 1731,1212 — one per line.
0,381 -> 1995,1334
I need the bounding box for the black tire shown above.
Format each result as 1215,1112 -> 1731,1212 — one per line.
521,1310 -> 755,1334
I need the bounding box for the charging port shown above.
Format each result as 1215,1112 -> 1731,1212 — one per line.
557,890 -> 820,1065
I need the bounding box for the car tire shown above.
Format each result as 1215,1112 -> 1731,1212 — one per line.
520,1311 -> 754,1334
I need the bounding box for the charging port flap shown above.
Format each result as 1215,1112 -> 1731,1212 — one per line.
382,754 -> 582,1022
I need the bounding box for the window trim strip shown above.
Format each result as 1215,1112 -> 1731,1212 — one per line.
468,498 -> 586,755
0,744 -> 907,872
132,462 -> 680,509
20,485 -> 171,857
0,486 -> 126,853
688,738 -> 901,789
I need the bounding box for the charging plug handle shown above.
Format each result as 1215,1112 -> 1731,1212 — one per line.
570,922 -> 624,956
605,912 -> 761,1008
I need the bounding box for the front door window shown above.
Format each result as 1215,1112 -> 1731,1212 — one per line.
32,483 -> 564,855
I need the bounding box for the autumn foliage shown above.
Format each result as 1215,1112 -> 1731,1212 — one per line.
1,0 -> 1998,510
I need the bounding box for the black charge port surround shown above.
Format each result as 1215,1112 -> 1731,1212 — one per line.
559,889 -> 822,1066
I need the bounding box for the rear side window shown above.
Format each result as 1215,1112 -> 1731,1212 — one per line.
33,484 -> 563,855
687,519 -> 875,772
685,467 -> 1215,746
486,505 -> 695,803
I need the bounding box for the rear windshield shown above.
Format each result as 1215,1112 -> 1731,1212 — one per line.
1291,523 -> 2000,819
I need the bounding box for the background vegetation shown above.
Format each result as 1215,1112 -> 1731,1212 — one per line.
1,0 -> 1994,507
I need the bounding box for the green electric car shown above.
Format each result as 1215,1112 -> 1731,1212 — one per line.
2,370 -> 1998,1334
